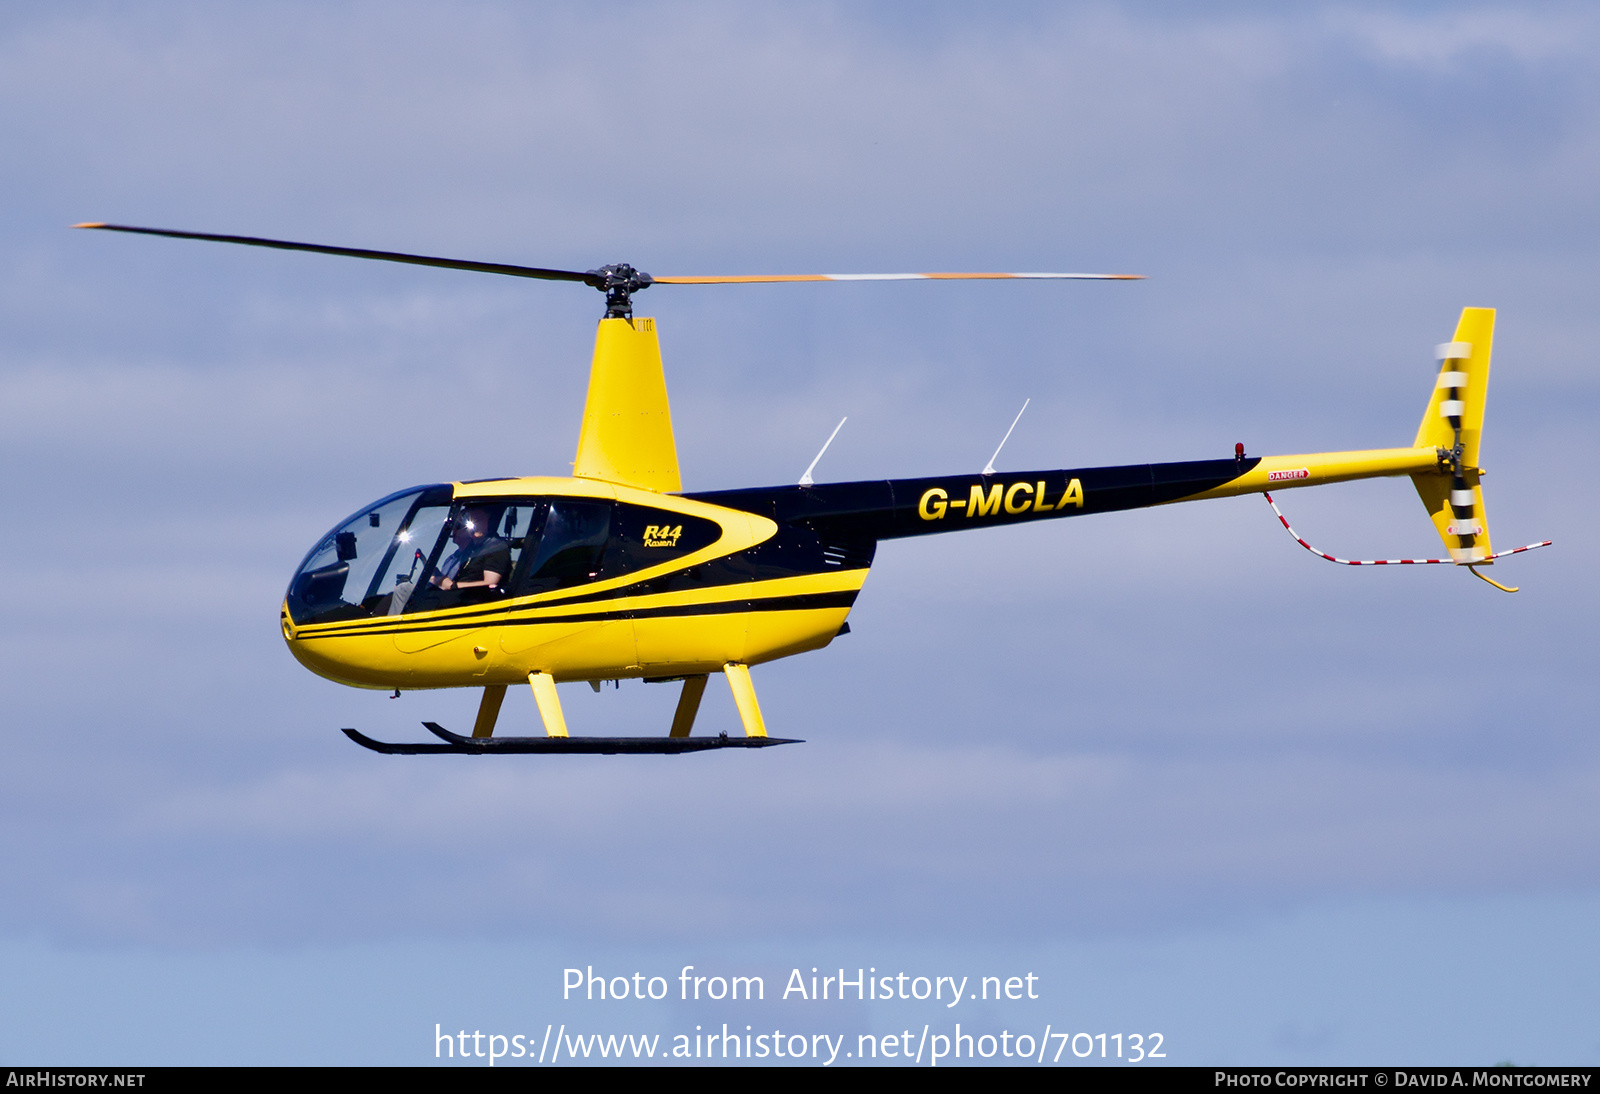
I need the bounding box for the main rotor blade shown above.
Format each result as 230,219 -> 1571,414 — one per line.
652,271 -> 1144,283
74,223 -> 1144,295
73,223 -> 600,286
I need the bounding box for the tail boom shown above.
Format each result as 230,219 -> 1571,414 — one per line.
1180,447 -> 1441,503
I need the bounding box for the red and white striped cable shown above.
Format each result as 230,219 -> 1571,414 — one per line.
1263,492 -> 1551,566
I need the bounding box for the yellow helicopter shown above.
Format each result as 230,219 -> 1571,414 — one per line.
77,223 -> 1549,754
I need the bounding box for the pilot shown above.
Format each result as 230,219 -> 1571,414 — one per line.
436,508 -> 510,594
387,508 -> 510,614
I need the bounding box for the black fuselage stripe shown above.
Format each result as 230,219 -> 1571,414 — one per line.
293,458 -> 1259,637
294,589 -> 859,642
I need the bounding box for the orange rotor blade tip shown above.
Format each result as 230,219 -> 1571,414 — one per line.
72,222 -> 107,229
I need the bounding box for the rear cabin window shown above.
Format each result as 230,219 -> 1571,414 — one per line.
511,500 -> 613,596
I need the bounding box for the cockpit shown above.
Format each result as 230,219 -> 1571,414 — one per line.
284,484 -> 720,627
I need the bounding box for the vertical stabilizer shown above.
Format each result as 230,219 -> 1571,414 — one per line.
1412,308 -> 1494,562
1413,308 -> 1493,464
573,317 -> 682,492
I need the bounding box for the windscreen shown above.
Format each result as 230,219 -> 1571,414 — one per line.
285,485 -> 452,625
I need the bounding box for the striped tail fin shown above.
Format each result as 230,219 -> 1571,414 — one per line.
1411,307 -> 1494,563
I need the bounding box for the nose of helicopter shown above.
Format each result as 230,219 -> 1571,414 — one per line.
278,484 -> 457,688
280,598 -> 414,690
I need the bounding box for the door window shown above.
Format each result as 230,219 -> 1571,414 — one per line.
513,500 -> 612,595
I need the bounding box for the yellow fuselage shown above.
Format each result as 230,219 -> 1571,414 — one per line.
282,476 -> 863,690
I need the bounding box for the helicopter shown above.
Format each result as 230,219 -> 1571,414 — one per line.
77,223 -> 1549,755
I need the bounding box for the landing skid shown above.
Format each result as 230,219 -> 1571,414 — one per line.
342,722 -> 804,755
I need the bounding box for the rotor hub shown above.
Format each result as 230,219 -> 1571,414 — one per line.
586,263 -> 654,319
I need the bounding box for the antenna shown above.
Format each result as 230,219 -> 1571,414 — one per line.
799,417 -> 848,486
982,399 -> 1029,476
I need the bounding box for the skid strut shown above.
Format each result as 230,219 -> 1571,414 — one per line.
345,663 -> 795,754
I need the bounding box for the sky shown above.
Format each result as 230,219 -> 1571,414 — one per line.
1,1 -> 1597,1067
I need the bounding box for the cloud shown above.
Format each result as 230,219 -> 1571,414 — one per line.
1327,5 -> 1597,70
4,737 -> 1599,946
